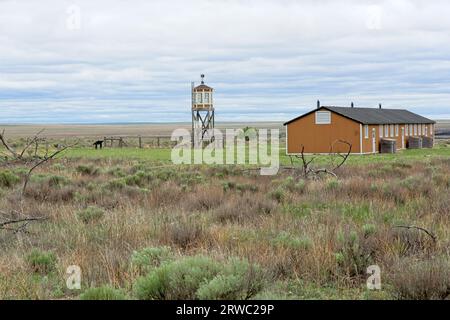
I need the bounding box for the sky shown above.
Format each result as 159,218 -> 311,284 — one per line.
0,0 -> 450,124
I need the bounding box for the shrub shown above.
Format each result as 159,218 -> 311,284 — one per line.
389,258 -> 450,300
134,256 -> 221,300
326,179 -> 340,191
167,220 -> 203,249
107,167 -> 127,177
105,178 -> 127,191
76,165 -> 100,176
214,194 -> 277,223
26,249 -> 57,274
134,256 -> 266,300
80,285 -> 127,300
0,170 -> 20,187
46,175 -> 69,187
271,232 -> 312,250
185,185 -> 224,211
196,258 -> 266,300
335,229 -> 377,277
77,206 -> 105,224
269,187 -> 285,203
362,224 -> 377,237
131,246 -> 173,274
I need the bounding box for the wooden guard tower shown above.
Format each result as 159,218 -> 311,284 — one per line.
191,74 -> 214,146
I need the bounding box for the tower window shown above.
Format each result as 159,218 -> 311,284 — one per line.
204,92 -> 210,103
196,93 -> 202,103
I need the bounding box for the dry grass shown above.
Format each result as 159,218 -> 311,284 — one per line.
0,146 -> 449,299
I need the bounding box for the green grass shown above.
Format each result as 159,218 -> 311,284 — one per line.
61,142 -> 450,167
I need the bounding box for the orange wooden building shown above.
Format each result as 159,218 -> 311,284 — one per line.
284,105 -> 436,154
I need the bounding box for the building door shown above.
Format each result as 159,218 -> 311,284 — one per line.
372,128 -> 376,153
401,127 -> 405,149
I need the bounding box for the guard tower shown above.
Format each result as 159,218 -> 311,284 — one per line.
191,74 -> 215,146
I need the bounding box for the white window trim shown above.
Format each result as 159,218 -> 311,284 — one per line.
390,124 -> 394,137
379,125 -> 383,138
430,125 -> 433,135
385,125 -> 389,137
315,111 -> 331,124
405,124 -> 408,136
414,124 -> 417,136
395,124 -> 399,137
364,125 -> 369,139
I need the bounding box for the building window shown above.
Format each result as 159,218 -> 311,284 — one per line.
405,124 -> 408,136
390,124 -> 394,137
315,111 -> 331,124
364,125 -> 369,138
196,92 -> 202,103
425,126 -> 428,136
395,124 -> 399,136
379,125 -> 383,138
204,92 -> 210,103
430,125 -> 433,135
385,125 -> 389,137
414,124 -> 418,135
419,124 -> 422,136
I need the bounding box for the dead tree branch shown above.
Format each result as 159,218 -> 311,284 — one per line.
21,143 -> 77,195
287,140 -> 352,180
393,225 -> 437,243
0,217 -> 47,234
0,129 -> 19,159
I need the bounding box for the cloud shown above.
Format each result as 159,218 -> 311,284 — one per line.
0,0 -> 449,123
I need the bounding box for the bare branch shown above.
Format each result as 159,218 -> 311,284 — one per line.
393,225 -> 437,243
22,142 -> 77,195
19,129 -> 45,158
0,129 -> 19,158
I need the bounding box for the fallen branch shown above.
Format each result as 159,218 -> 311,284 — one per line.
393,225 -> 437,243
0,216 -> 48,234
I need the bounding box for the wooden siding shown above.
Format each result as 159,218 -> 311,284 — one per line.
286,110 -> 435,154
286,110 -> 361,154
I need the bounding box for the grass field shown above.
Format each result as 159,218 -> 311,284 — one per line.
0,134 -> 449,300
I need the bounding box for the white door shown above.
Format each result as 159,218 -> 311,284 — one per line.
401,127 -> 405,149
372,128 -> 376,153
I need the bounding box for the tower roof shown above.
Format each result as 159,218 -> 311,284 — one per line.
194,84 -> 213,91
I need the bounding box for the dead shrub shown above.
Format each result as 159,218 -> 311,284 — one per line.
166,219 -> 204,249
388,226 -> 437,256
184,185 -> 224,211
23,182 -> 75,202
214,193 -> 277,223
389,258 -> 450,300
148,181 -> 184,208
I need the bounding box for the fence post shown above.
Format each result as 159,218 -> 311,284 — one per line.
139,136 -> 142,149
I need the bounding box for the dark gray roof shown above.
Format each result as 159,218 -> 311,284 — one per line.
284,106 -> 435,125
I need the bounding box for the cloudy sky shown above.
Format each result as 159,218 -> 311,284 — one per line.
0,0 -> 450,123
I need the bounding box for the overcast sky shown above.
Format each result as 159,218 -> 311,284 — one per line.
0,0 -> 450,123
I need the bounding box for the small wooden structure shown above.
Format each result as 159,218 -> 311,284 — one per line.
422,136 -> 433,148
408,136 -> 422,149
380,139 -> 396,153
